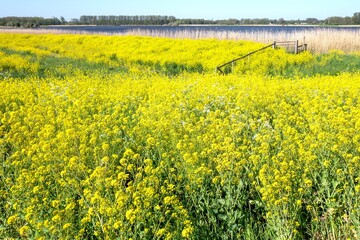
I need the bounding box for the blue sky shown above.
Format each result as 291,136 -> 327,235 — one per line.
1,0 -> 359,21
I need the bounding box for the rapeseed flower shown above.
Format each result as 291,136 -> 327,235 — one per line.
1,33 -> 359,239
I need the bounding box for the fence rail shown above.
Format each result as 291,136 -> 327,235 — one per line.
216,43 -> 275,74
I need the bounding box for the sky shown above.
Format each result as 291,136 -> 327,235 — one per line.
0,0 -> 359,21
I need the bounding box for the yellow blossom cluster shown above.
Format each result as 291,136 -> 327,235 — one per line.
0,50 -> 38,74
0,33 -> 313,75
1,34 -> 360,239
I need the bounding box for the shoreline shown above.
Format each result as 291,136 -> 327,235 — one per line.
0,24 -> 359,31
0,24 -> 357,28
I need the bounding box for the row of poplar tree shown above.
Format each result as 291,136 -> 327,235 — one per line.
1,13 -> 360,28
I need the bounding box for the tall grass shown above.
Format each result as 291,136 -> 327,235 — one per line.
1,27 -> 360,53
124,28 -> 360,53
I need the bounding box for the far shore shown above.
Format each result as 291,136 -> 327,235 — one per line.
49,24 -> 360,27
177,24 -> 360,27
1,24 -> 360,29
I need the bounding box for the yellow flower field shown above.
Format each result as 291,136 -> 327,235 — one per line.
0,34 -> 360,239
0,33 -> 314,75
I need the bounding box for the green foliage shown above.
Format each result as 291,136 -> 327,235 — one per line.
280,52 -> 360,78
0,47 -> 128,79
0,17 -> 62,27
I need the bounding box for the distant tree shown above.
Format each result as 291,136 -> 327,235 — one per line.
325,16 -> 345,25
278,18 -> 286,25
216,18 -> 238,25
60,16 -> 67,25
77,15 -> 178,25
2,12 -> 359,27
344,16 -> 353,25
353,12 -> 360,24
6,21 -> 20,27
69,18 -> 80,25
246,18 -> 270,24
305,18 -> 319,24
0,16 -> 64,27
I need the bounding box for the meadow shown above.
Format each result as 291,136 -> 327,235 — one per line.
1,33 -> 360,239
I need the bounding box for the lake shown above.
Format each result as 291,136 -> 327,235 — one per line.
41,25 -> 360,34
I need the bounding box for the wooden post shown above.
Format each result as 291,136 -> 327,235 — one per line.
303,36 -> 307,52
295,40 -> 298,54
273,41 -> 276,49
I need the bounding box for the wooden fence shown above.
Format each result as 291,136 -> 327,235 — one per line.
274,40 -> 307,54
216,40 -> 307,74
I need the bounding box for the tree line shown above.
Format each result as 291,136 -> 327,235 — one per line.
0,16 -> 66,28
73,13 -> 360,26
1,13 -> 359,28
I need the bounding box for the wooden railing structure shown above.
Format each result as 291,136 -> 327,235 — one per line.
274,40 -> 307,54
216,40 -> 307,74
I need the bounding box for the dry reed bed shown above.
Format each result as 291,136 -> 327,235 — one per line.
1,27 -> 360,53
